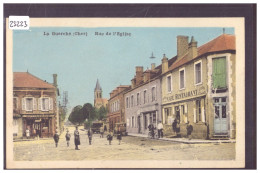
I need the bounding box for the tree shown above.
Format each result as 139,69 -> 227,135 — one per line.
82,103 -> 96,121
68,105 -> 84,125
97,106 -> 108,120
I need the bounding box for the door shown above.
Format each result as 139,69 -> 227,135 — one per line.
214,97 -> 228,135
138,116 -> 141,133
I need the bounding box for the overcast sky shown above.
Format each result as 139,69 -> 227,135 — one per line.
13,27 -> 234,111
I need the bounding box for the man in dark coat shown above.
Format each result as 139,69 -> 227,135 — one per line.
186,121 -> 193,140
53,130 -> 59,147
74,126 -> 80,150
88,128 -> 93,145
172,119 -> 178,136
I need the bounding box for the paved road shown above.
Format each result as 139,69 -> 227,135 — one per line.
14,126 -> 235,161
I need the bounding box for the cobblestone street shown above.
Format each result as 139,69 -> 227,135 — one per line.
13,126 -> 235,161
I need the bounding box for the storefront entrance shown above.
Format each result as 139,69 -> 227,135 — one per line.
214,97 -> 228,135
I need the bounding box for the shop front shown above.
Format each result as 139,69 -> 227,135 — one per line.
23,115 -> 55,138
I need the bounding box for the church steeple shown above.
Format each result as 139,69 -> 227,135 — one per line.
94,79 -> 102,99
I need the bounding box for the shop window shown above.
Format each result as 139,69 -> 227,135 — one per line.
164,107 -> 172,124
152,112 -> 156,123
195,61 -> 202,84
167,75 -> 172,92
213,57 -> 227,89
179,68 -> 185,89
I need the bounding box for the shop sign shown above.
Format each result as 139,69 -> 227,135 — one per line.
163,86 -> 206,102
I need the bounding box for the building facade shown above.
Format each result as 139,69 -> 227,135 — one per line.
124,64 -> 165,136
161,34 -> 236,139
94,79 -> 108,109
107,85 -> 131,130
13,72 -> 59,139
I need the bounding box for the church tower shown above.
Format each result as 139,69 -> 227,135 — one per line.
94,79 -> 108,108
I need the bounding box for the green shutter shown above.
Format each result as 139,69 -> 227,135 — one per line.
213,57 -> 226,89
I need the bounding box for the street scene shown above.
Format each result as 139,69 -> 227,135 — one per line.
10,23 -> 238,166
14,126 -> 235,161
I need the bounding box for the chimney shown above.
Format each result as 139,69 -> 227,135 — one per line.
151,63 -> 156,70
161,54 -> 168,74
53,74 -> 57,87
143,71 -> 151,83
135,66 -> 143,86
131,78 -> 136,89
177,35 -> 189,59
188,36 -> 198,59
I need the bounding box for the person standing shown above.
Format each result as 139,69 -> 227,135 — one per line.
25,128 -> 30,139
117,128 -> 122,145
74,126 -> 80,150
172,118 -> 178,136
88,128 -> 93,145
107,130 -> 113,145
100,126 -> 104,138
65,129 -> 71,147
157,121 -> 164,138
104,125 -> 107,132
148,123 -> 155,139
186,121 -> 193,140
53,130 -> 59,147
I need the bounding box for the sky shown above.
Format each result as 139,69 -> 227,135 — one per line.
13,27 -> 234,112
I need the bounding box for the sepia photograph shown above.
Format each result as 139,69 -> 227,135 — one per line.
4,4 -> 256,169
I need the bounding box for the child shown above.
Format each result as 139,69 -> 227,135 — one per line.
53,130 -> 59,147
107,131 -> 113,145
65,129 -> 71,147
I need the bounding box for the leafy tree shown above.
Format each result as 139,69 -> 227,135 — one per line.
82,103 -> 96,121
97,106 -> 108,120
68,105 -> 84,125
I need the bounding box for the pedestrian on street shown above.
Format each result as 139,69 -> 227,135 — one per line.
104,125 -> 107,132
148,123 -> 155,138
88,128 -> 93,145
157,121 -> 164,138
186,121 -> 193,140
117,128 -> 122,145
25,128 -> 30,139
107,130 -> 113,145
172,118 -> 178,136
100,126 -> 104,138
74,126 -> 81,150
65,129 -> 71,147
53,130 -> 59,147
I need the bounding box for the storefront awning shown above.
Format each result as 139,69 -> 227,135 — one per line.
22,114 -> 54,118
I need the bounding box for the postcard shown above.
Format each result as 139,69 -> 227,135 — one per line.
6,17 -> 245,169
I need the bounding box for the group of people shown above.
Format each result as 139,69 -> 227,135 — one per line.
148,121 -> 164,139
53,126 -> 123,149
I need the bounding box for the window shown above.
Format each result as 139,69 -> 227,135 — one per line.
179,69 -> 185,89
38,97 -> 53,111
164,107 -> 172,124
22,97 -> 35,111
213,57 -> 227,89
137,93 -> 140,105
126,97 -> 129,108
132,116 -> 134,128
195,61 -> 202,84
143,90 -> 147,104
151,87 -> 156,101
144,115 -> 147,129
167,75 -> 172,92
42,98 -> 50,111
131,95 -> 134,107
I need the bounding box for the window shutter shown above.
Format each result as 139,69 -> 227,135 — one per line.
49,98 -> 53,110
33,98 -> 37,110
22,98 -> 25,110
193,108 -> 196,123
213,57 -> 226,88
38,98 -> 41,111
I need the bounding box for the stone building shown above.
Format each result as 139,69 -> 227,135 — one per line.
161,34 -> 236,139
124,60 -> 176,136
13,72 -> 59,139
107,85 -> 131,130
94,79 -> 108,109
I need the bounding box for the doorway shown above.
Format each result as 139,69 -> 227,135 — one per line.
214,97 -> 228,135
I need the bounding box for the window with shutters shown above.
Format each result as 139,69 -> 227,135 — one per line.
213,57 -> 227,89
194,61 -> 202,85
179,68 -> 185,90
196,100 -> 201,122
42,98 -> 49,111
25,97 -> 33,111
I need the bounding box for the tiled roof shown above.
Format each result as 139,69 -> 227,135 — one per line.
13,72 -> 55,88
169,34 -> 235,71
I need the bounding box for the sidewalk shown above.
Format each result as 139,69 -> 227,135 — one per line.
127,133 -> 236,144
